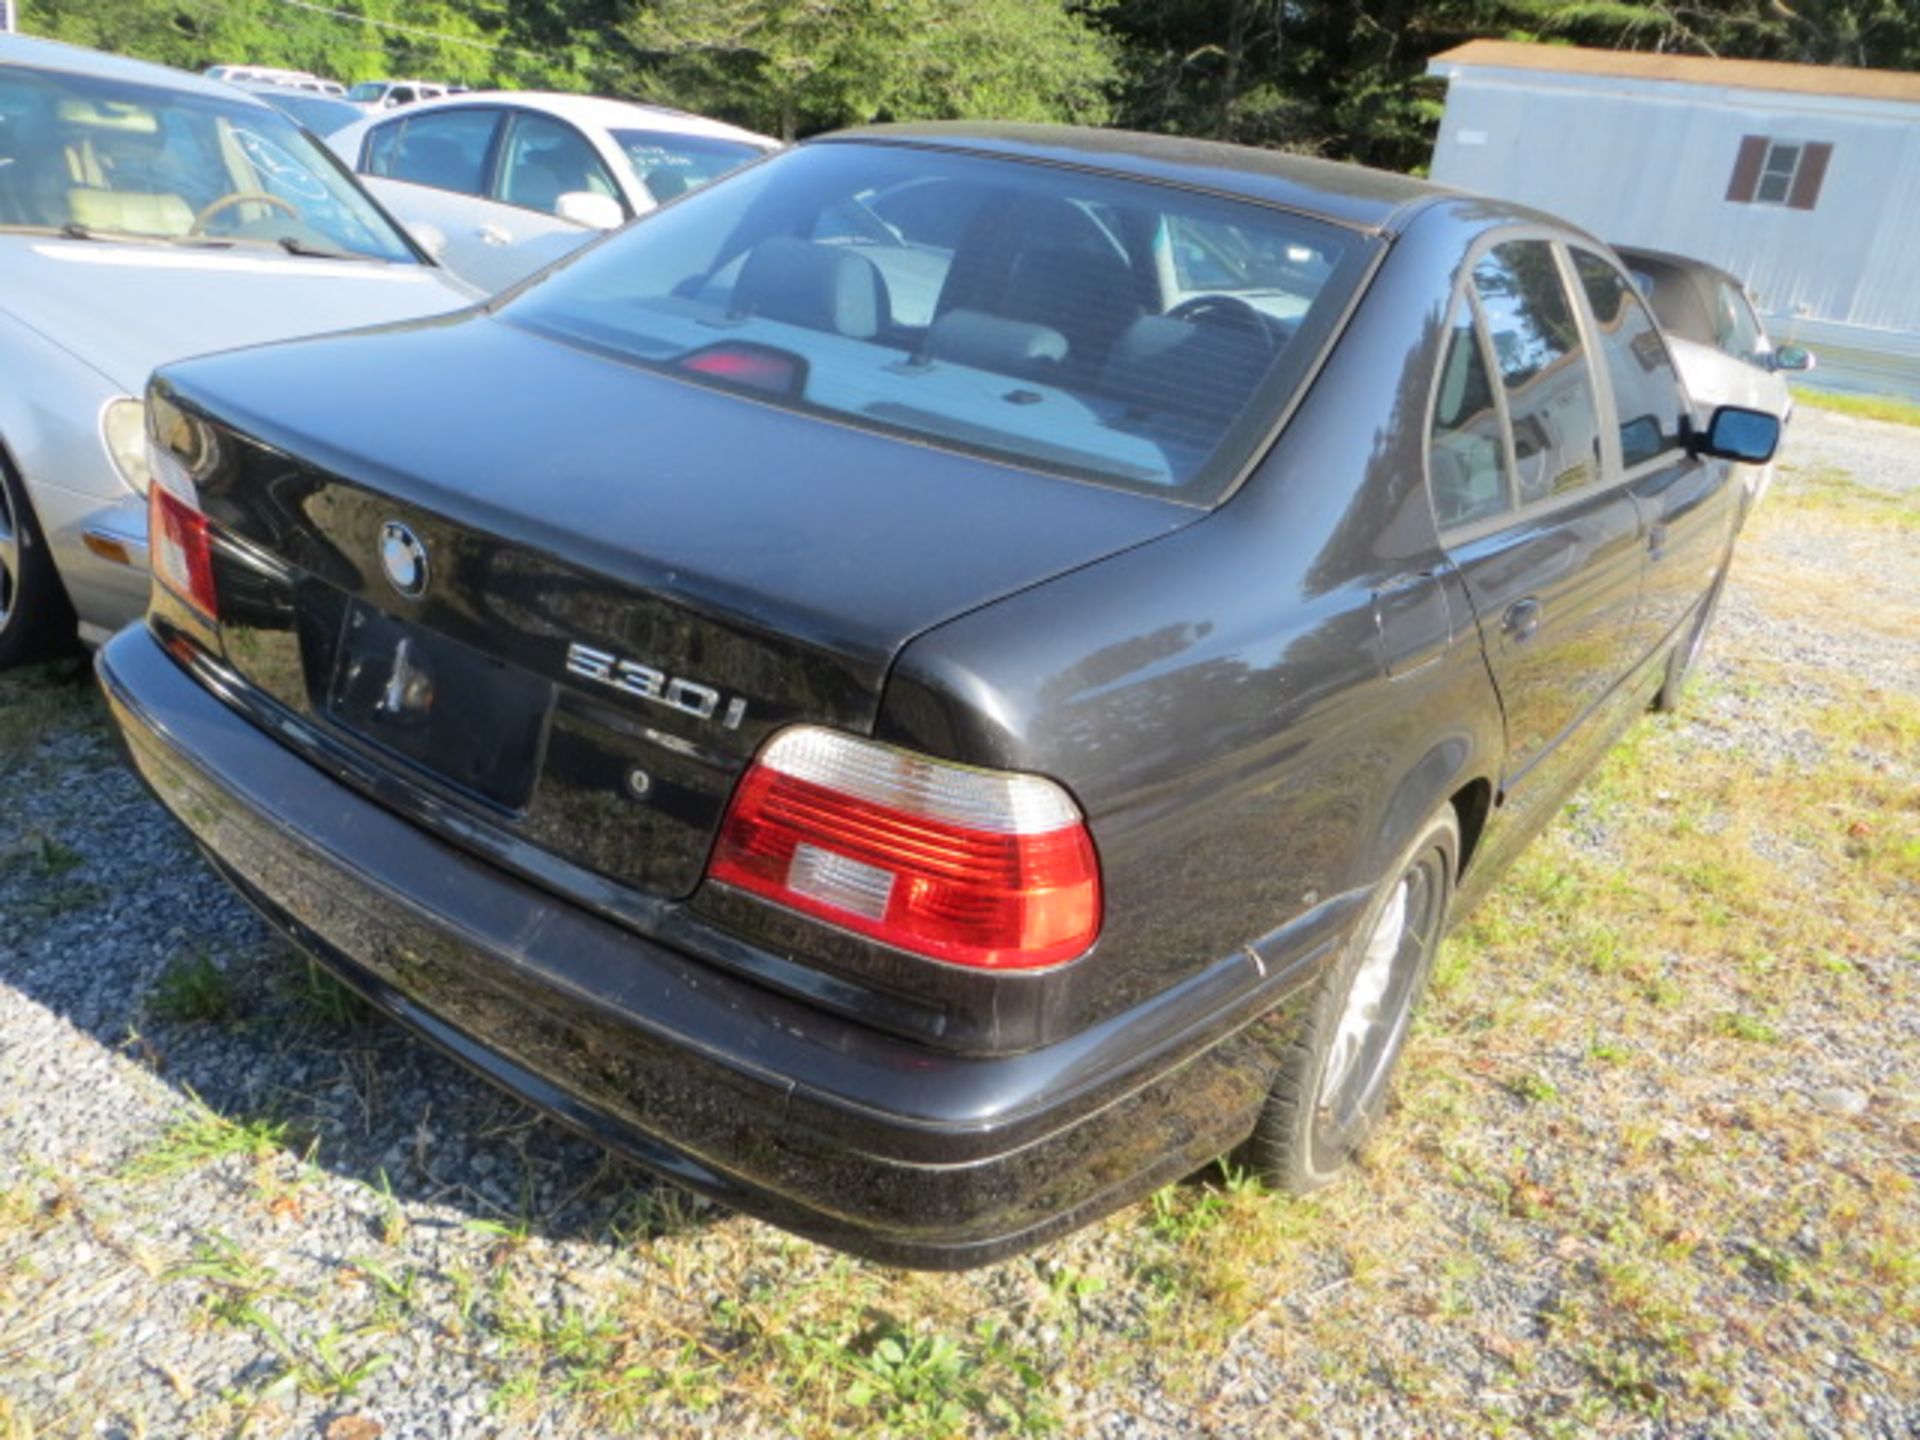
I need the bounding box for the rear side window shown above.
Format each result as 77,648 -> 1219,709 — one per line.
366,108 -> 500,195
1471,241 -> 1602,506
1429,305 -> 1510,529
504,141 -> 1373,501
1572,250 -> 1687,468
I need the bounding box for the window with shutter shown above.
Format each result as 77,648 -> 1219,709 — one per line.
1728,136 -> 1833,210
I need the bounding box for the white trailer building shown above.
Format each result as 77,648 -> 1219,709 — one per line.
1426,39 -> 1920,398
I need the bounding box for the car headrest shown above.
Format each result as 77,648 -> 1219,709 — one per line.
1099,313 -> 1272,427
732,236 -> 891,340
922,308 -> 1068,376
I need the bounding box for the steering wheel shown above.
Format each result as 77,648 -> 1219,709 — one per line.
190,191 -> 299,235
1166,294 -> 1276,357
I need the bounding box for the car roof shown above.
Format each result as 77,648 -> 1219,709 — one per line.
823,123 -> 1453,234
0,32 -> 273,107
355,89 -> 778,149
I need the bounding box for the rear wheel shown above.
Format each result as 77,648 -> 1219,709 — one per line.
0,455 -> 76,670
1245,809 -> 1458,1193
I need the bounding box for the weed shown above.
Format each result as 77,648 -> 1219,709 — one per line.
124,1096 -> 292,1181
277,957 -> 369,1030
149,951 -> 237,1025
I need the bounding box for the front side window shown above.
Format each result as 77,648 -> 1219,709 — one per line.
1572,250 -> 1686,468
497,112 -> 619,216
1429,303 -> 1510,530
505,141 -> 1371,501
1471,241 -> 1602,506
0,64 -> 416,261
1712,279 -> 1767,361
366,107 -> 500,196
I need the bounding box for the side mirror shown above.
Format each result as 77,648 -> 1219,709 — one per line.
1691,405 -> 1781,464
1770,344 -> 1815,373
555,191 -> 624,230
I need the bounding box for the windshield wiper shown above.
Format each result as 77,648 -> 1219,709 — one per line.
275,235 -> 368,262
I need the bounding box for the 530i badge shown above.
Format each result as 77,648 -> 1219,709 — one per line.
101,123 -> 1778,1267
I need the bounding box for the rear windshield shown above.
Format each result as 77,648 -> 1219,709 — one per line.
505,141 -> 1371,501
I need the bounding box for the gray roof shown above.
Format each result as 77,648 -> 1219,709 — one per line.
823,123 -> 1449,234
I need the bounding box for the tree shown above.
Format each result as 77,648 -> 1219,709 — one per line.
626,0 -> 1116,140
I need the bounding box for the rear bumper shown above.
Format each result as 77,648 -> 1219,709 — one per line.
99,624 -> 1325,1268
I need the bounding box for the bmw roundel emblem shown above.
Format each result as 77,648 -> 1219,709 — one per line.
379,520 -> 430,599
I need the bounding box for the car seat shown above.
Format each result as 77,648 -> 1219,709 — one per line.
731,236 -> 893,341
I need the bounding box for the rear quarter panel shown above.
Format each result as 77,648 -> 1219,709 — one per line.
879,199 -> 1511,1029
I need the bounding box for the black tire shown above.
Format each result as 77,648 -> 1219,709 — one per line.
1244,808 -> 1459,1194
1652,562 -> 1729,714
0,453 -> 77,670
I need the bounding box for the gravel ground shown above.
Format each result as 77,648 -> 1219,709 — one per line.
1,411 -> 1916,1438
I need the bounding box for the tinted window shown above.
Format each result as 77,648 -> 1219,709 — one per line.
506,142 -> 1369,501
367,108 -> 499,195
1471,241 -> 1602,506
1573,251 -> 1686,468
498,112 -> 618,215
1429,305 -> 1510,529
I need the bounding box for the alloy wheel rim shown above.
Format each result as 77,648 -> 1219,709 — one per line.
1313,854 -> 1441,1160
0,477 -> 19,633
1318,876 -> 1409,1112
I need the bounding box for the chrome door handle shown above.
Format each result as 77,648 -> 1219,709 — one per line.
1502,597 -> 1542,643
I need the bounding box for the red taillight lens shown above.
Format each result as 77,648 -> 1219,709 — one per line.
678,343 -> 806,396
709,728 -> 1101,970
148,479 -> 218,620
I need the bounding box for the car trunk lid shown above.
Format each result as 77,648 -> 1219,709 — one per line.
159,314 -> 1195,900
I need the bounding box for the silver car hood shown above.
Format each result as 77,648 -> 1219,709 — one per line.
0,233 -> 474,394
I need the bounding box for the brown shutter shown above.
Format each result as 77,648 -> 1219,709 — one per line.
1788,141 -> 1833,210
1726,135 -> 1767,203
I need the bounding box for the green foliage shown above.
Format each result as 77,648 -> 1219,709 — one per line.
626,0 -> 1116,139
17,0 -> 1919,170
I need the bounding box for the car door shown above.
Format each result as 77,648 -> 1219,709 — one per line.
358,105 -> 513,288
1572,249 -> 1741,660
1431,238 -> 1645,800
472,110 -> 630,289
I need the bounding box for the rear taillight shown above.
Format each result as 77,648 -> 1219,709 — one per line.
147,446 -> 218,621
709,727 -> 1101,970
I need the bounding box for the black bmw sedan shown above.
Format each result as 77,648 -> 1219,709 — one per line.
100,125 -> 1777,1268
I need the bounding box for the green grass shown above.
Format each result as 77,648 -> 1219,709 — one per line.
1792,384 -> 1920,428
122,1096 -> 293,1181
148,951 -> 237,1025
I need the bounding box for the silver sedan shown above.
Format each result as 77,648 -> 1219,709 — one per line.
0,34 -> 475,665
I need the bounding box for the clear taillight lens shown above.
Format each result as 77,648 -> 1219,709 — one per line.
708,727 -> 1101,970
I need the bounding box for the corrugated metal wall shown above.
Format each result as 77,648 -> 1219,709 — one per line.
1428,72 -> 1920,345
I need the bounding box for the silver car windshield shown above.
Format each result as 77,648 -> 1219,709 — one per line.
506,142 -> 1370,501
0,63 -> 417,262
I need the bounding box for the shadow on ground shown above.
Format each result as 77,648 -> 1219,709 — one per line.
0,657 -> 718,1250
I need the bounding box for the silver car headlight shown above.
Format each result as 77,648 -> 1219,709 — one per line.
101,397 -> 152,495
